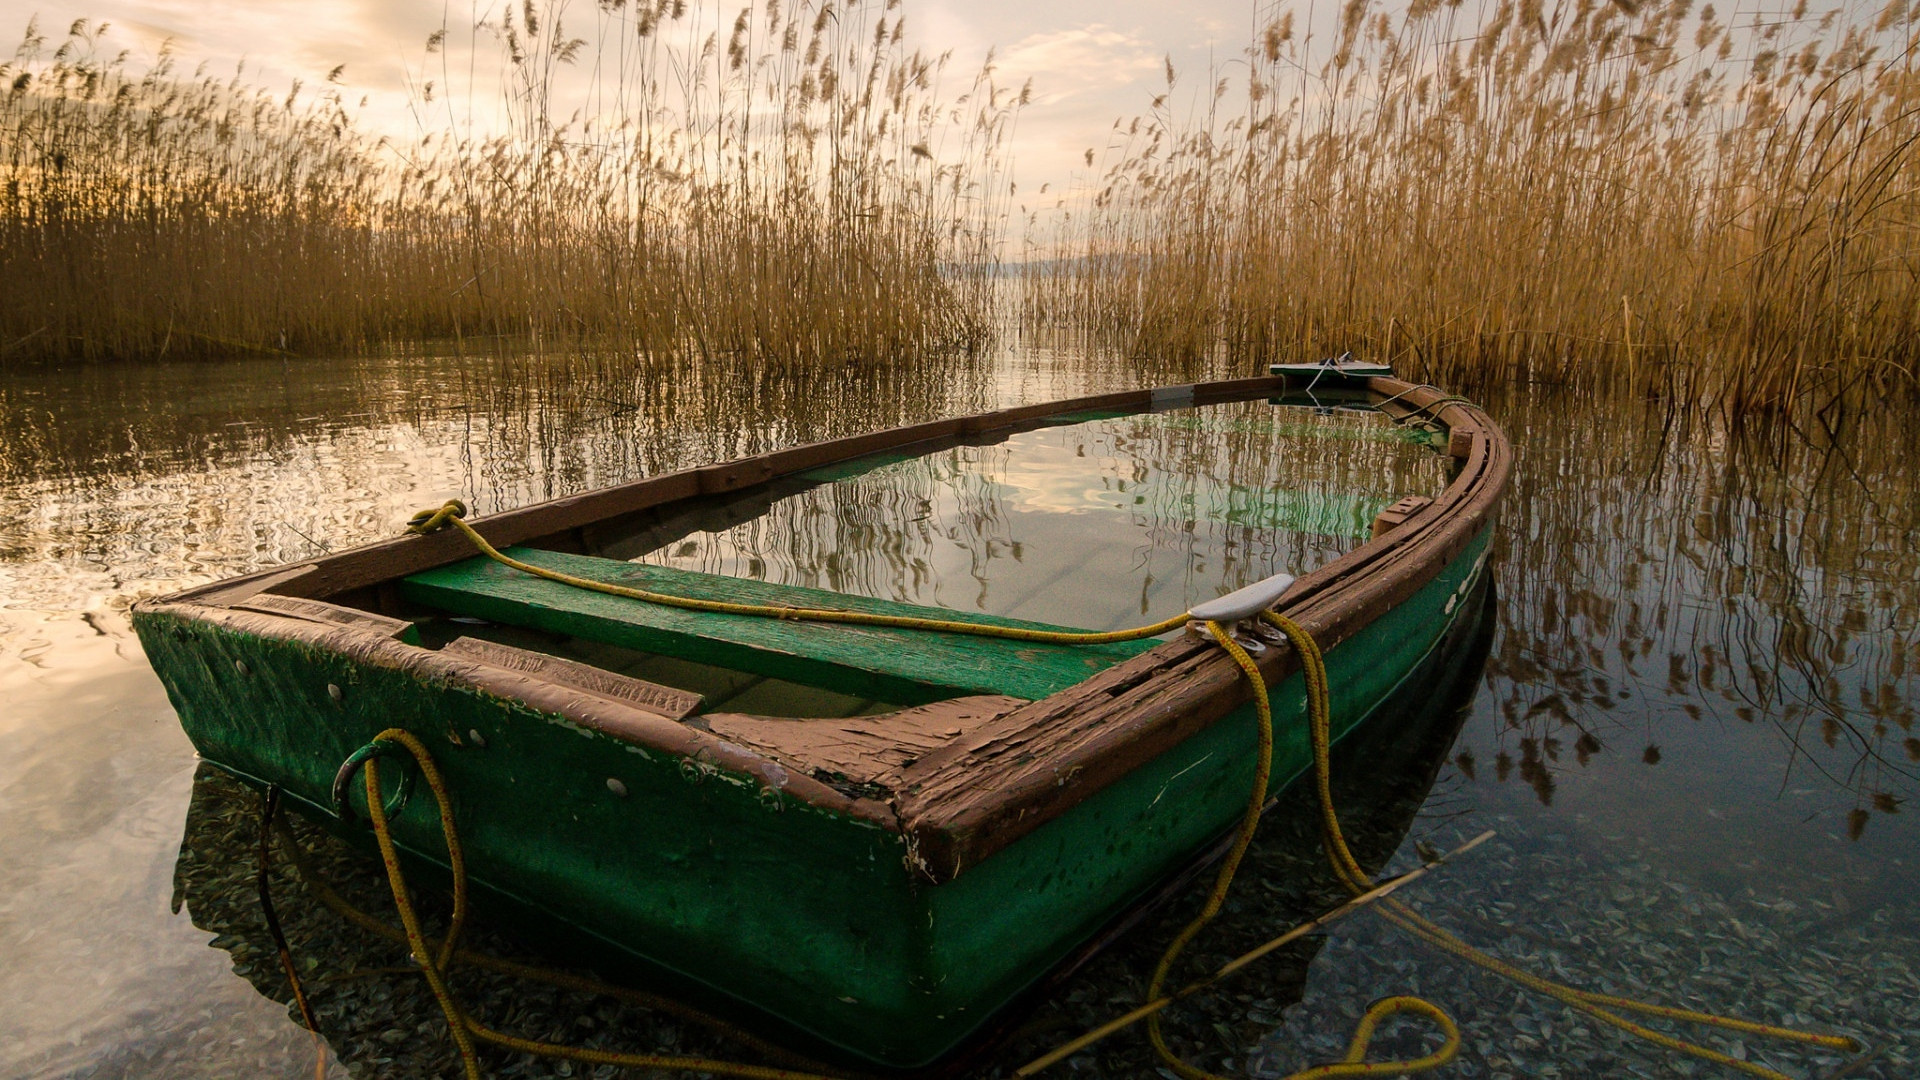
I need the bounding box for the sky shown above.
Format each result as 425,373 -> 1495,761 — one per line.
0,0 -> 1278,197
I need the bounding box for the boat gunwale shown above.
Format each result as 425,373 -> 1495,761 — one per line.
132,374 -> 1510,883
132,600 -> 905,832
895,383 -> 1508,878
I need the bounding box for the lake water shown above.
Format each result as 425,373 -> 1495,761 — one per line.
1,348 -> 1913,1079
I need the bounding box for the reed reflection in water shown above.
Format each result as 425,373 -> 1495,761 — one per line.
0,351 -> 1000,620
630,401 -> 1451,631
1452,385 -> 1920,889
0,347 -> 1914,1077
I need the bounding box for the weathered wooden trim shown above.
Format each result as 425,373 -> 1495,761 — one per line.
1190,375 -> 1285,403
1148,384 -> 1197,411
441,636 -> 706,721
143,600 -> 899,830
891,378 -> 1510,880
957,390 -> 1148,435
169,563 -> 321,606
1370,495 -> 1436,539
234,594 -> 415,638
703,695 -> 1027,784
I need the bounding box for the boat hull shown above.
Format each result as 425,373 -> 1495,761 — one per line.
132,524 -> 1491,1069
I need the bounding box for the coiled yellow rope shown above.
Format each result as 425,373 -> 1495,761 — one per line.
311,501 -> 1860,1079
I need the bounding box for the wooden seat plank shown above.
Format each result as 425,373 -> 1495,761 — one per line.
400,548 -> 1158,705
440,636 -> 705,720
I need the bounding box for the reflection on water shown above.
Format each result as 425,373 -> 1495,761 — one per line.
1461,387 -> 1920,891
632,402 -> 1449,630
0,352 -> 1000,616
1,348 -> 1915,1076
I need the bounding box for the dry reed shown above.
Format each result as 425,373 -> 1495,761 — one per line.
1025,0 -> 1920,411
0,2 -> 1020,366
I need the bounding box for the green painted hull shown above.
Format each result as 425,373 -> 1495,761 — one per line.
131,525 -> 1490,1069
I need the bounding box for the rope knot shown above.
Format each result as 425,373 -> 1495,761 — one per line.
408,500 -> 470,535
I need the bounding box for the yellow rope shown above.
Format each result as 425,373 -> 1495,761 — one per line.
357,729 -> 849,1080
267,810 -> 835,1071
1142,624 -> 1461,1080
1013,831 -> 1496,1077
407,501 -> 1189,645
335,501 -> 1862,1079
1253,610 -> 1861,1080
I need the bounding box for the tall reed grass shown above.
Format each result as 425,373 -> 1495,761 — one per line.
0,2 -> 1019,366
1026,0 -> 1920,411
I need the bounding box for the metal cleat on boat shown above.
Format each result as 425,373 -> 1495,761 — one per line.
1187,572 -> 1297,648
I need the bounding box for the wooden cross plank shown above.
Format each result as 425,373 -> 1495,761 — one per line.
400,548 -> 1158,706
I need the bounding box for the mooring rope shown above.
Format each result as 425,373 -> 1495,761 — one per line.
344,728 -> 841,1080
254,784 -> 328,1080
1135,620 -> 1463,1080
405,500 -> 1190,646
252,498 -> 1861,1079
264,803 -> 832,1071
1218,612 -> 1861,1080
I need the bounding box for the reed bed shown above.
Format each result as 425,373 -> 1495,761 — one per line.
0,2 -> 1018,366
1026,0 -> 1920,411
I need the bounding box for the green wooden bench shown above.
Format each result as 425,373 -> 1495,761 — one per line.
400,548 -> 1159,707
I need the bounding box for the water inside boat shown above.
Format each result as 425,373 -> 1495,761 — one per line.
626,396 -> 1452,628
398,393 -> 1454,717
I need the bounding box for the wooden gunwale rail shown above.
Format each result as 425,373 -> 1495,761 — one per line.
136,375 -> 1509,883
896,382 -> 1509,879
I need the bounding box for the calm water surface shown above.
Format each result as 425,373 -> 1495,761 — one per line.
627,399 -> 1450,630
0,349 -> 1914,1078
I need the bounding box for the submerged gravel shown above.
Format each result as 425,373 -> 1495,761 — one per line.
172,737 -> 1914,1080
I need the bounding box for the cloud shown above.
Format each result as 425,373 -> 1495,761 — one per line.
996,24 -> 1162,106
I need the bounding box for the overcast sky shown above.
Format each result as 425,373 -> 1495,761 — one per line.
0,0 -> 1279,196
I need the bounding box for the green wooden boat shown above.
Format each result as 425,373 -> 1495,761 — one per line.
170,571 -> 1497,1070
131,372 -> 1510,1070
